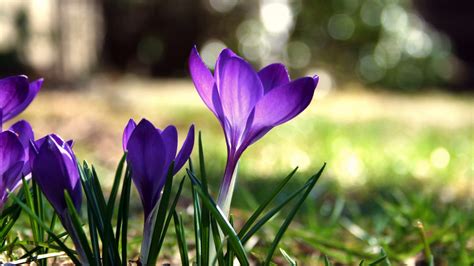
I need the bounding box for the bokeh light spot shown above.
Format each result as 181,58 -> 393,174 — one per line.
327,14 -> 355,40
430,147 -> 450,169
284,41 -> 311,69
260,2 -> 293,34
200,39 -> 227,69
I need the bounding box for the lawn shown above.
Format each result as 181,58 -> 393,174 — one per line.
6,77 -> 473,265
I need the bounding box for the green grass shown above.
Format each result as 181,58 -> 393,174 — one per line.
4,79 -> 473,264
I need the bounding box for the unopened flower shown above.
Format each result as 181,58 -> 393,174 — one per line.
123,118 -> 194,262
30,134 -> 86,262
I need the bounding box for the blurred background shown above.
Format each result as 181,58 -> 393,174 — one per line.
1,0 -> 473,264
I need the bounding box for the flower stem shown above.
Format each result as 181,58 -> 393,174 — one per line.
217,159 -> 239,217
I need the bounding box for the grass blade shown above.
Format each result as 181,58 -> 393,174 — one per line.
146,162 -> 175,265
155,176 -> 186,253
107,153 -> 126,215
64,191 -> 95,263
9,193 -> 80,264
280,248 -> 297,266
241,172 -> 319,244
173,211 -> 189,266
188,170 -> 249,265
264,163 -> 326,265
197,132 -> 211,266
238,167 -> 298,238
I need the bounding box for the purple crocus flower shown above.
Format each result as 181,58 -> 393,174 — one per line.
30,134 -> 82,216
30,134 -> 86,262
189,47 -> 318,213
0,131 -> 25,211
123,118 -> 194,262
0,75 -> 43,125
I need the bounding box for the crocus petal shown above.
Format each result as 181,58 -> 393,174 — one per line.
216,56 -> 264,148
9,120 -> 34,175
174,125 -> 195,173
0,131 -> 25,175
9,120 -> 34,149
243,77 -> 317,147
126,119 -> 167,219
189,47 -> 216,114
214,48 -> 238,86
7,78 -> 43,120
258,63 -> 291,93
0,76 -> 29,122
160,125 -> 178,168
2,161 -> 25,194
122,119 -> 136,151
0,161 -> 24,209
33,136 -> 82,214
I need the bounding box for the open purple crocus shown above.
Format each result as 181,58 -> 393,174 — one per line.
189,46 -> 318,213
0,75 -> 43,125
123,118 -> 194,262
0,131 -> 26,211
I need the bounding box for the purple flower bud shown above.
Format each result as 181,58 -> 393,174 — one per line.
123,118 -> 194,221
30,134 -> 81,217
189,46 -> 318,211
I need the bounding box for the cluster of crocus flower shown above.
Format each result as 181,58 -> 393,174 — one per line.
0,75 -> 89,262
0,45 -> 318,264
189,47 -> 318,214
0,75 -> 42,210
122,118 -> 195,263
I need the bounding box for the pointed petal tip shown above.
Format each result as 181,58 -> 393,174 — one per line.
313,75 -> 319,86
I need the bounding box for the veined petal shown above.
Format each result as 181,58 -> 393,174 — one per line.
0,76 -> 30,122
126,119 -> 167,218
122,119 -> 136,151
244,77 -> 317,146
189,47 -> 216,114
0,131 -> 25,175
160,125 -> 178,168
8,78 -> 43,120
216,56 -> 264,148
258,63 -> 290,93
214,48 -> 238,85
174,124 -> 195,173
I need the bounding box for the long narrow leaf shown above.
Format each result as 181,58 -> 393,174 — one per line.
146,162 -> 175,265
264,163 -> 326,265
9,193 -> 81,264
238,167 -> 298,238
198,132 -> 211,266
173,211 -> 189,266
241,173 -> 318,244
64,191 -> 95,263
155,175 -> 186,253
107,153 -> 127,215
188,171 -> 249,265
